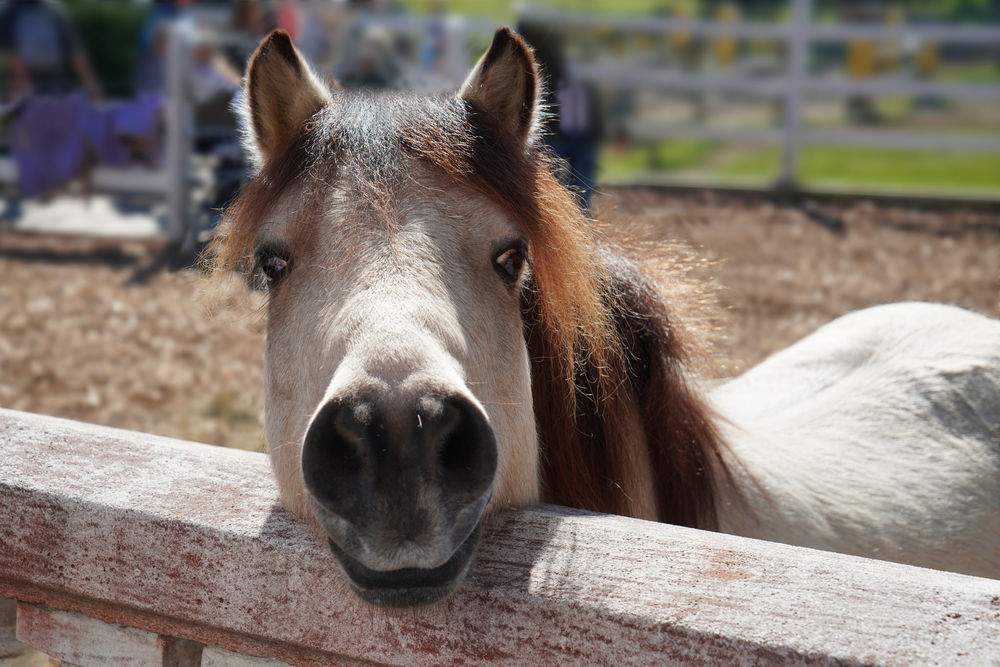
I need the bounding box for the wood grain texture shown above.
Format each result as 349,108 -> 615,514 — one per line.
1,409 -> 998,666
201,645 -> 291,667
16,603 -> 201,666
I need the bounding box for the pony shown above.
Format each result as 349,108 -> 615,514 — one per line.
214,27 -> 1000,607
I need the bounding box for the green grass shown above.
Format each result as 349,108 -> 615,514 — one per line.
938,61 -> 1000,83
406,0 -> 696,22
599,139 -> 719,182
717,145 -> 1000,194
598,141 -> 1000,195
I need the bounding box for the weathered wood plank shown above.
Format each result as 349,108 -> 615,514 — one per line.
201,646 -> 291,667
1,598 -> 49,667
16,603 -> 201,666
1,409 -> 998,665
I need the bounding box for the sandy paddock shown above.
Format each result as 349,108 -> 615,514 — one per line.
1,187 -> 997,450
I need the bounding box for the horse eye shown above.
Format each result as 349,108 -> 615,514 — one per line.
254,247 -> 291,289
494,246 -> 526,283
262,255 -> 288,281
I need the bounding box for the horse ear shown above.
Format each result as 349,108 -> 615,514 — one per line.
243,30 -> 331,165
459,27 -> 539,144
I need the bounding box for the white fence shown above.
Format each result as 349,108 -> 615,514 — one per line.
520,0 -> 1000,186
1,408 -> 999,665
2,2 -> 997,235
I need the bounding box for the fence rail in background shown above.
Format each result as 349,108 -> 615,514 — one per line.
520,0 -> 1000,186
1,408 -> 999,665
519,6 -> 1000,44
1,3 -> 997,239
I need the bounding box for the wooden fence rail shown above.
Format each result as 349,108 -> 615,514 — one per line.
1,408 -> 999,665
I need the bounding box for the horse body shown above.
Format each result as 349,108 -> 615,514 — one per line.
711,302 -> 1000,578
219,27 -> 1000,607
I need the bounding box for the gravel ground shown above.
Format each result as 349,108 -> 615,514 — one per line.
0,236 -> 267,450
2,187 -> 997,449
596,188 -> 1000,376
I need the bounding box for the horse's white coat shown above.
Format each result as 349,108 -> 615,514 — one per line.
712,302 -> 1000,578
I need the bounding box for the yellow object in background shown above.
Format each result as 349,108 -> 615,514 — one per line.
636,32 -> 654,54
915,41 -> 940,77
882,4 -> 904,73
713,3 -> 740,68
669,4 -> 694,52
847,40 -> 877,78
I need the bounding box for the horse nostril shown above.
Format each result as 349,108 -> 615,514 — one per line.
436,404 -> 477,472
428,397 -> 498,500
303,394 -> 497,521
302,400 -> 374,514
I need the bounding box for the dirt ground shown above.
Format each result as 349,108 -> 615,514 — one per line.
2,187 -> 998,451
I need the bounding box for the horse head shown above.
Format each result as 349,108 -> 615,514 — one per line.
218,26 -> 725,607
219,28 -> 556,607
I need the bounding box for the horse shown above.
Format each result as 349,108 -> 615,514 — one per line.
214,27 -> 1000,607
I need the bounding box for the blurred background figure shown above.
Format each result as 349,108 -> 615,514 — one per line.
135,0 -> 240,103
226,0 -> 277,70
289,0 -> 341,75
519,20 -> 603,211
339,24 -> 404,89
133,0 -> 189,94
0,0 -> 102,221
0,0 -> 100,102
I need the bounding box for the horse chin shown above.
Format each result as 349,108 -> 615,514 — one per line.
326,521 -> 483,607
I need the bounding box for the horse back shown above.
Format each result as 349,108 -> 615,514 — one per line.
712,302 -> 1000,578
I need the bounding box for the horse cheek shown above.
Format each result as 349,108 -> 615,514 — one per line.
263,293 -> 334,525
476,299 -> 539,514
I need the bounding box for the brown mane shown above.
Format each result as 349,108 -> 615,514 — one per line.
422,104 -> 729,529
214,82 -> 729,530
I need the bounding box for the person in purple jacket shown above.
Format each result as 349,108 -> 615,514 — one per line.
0,0 -> 102,220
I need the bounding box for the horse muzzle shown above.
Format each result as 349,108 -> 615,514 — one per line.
301,392 -> 498,606
322,510 -> 485,607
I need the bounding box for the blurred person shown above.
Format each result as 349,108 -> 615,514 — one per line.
519,21 -> 602,211
0,0 -> 100,102
226,0 -> 277,73
134,0 -> 188,94
293,0 -> 342,75
0,0 -> 102,221
276,0 -> 299,40
133,0 -> 245,248
144,0 -> 245,239
135,0 -> 241,104
419,0 -> 447,72
339,25 -> 404,90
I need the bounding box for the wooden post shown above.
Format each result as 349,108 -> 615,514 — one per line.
780,0 -> 810,188
1,597 -> 48,665
16,604 -> 202,667
163,24 -> 191,249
